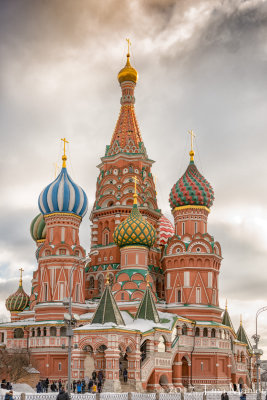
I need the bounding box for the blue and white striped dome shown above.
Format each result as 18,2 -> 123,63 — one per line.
38,167 -> 88,218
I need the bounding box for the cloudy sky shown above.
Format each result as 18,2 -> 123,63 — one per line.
0,0 -> 267,353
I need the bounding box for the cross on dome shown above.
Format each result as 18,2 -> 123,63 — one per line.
188,129 -> 196,162
19,267 -> 24,287
61,137 -> 69,168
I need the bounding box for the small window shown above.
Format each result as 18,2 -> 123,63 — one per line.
14,328 -> 24,339
37,327 -> 41,337
60,249 -> 66,255
58,362 -> 62,371
43,283 -> 48,302
1,332 -> 4,342
104,232 -> 109,246
196,247 -> 201,252
177,289 -> 182,303
195,327 -> 200,337
121,293 -> 124,300
43,327 -> 47,337
203,328 -> 208,337
211,328 -> 216,338
182,222 -> 185,235
60,327 -> 66,337
89,277 -> 94,289
50,327 -> 57,337
45,250 -> 51,256
176,248 -> 180,253
195,222 -> 198,234
182,324 -> 187,335
32,329 -> 35,337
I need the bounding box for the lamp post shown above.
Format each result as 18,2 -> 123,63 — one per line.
252,306 -> 267,400
63,251 -> 99,396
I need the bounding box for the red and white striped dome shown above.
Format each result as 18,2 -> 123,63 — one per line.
159,215 -> 175,245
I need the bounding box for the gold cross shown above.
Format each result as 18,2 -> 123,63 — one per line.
188,130 -> 195,161
188,130 -> 195,152
225,298 -> 228,311
105,273 -> 110,286
126,38 -> 131,54
61,138 -> 69,168
133,175 -> 138,205
19,268 -> 24,287
146,274 -> 150,287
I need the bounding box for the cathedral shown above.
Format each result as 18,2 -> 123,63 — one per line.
0,47 -> 256,392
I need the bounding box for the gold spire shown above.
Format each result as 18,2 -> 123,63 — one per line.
118,39 -> 138,84
146,273 -> 150,287
19,268 -> 24,288
105,273 -> 110,286
133,175 -> 138,205
61,138 -> 69,168
240,314 -> 242,326
188,130 -> 195,162
225,298 -> 228,311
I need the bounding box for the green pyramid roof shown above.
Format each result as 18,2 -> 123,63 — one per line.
135,284 -> 160,323
91,284 -> 125,326
236,323 -> 252,349
222,308 -> 234,330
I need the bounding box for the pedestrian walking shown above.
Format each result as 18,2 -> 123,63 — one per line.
56,386 -> 70,400
4,391 -> 13,400
123,368 -> 128,383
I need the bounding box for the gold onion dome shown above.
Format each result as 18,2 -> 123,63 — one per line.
118,53 -> 138,84
6,271 -> 29,312
113,196 -> 156,248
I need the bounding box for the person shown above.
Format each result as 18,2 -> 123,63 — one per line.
88,378 -> 93,393
72,380 -> 77,393
36,381 -> 42,393
225,393 -> 229,400
51,382 -> 57,392
92,382 -> 97,393
58,379 -> 62,391
97,380 -> 102,393
77,381 -> 82,394
81,379 -> 85,394
123,368 -> 128,383
56,386 -> 70,400
4,391 -> 13,400
92,370 -> 97,381
221,393 -> 225,400
240,393 -> 246,400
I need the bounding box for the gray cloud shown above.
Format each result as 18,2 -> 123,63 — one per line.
0,0 -> 267,352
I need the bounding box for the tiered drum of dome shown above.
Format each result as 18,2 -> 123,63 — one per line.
0,46 -> 255,393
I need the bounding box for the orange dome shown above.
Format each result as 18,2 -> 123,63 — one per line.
118,53 -> 138,84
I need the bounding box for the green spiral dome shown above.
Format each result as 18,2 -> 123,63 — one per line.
30,213 -> 46,242
114,203 -> 156,248
6,285 -> 30,312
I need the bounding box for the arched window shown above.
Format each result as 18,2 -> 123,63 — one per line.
43,327 -> 47,337
14,328 -> 24,339
195,327 -> 200,337
31,329 -> 35,337
203,328 -> 208,337
89,276 -> 94,289
60,326 -> 67,337
37,327 -> 41,337
158,336 -> 166,352
182,324 -> 187,335
103,230 -> 109,246
211,328 -> 216,338
50,326 -> 57,337
177,289 -> 182,303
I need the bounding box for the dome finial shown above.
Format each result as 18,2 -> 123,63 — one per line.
61,137 -> 69,168
188,130 -> 195,162
19,267 -> 24,287
240,314 -> 242,326
118,40 -> 138,84
146,273 -> 150,287
225,298 -> 228,311
126,38 -> 131,58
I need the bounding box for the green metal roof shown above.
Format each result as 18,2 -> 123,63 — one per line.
135,285 -> 160,323
91,284 -> 125,326
222,309 -> 234,330
236,323 -> 252,349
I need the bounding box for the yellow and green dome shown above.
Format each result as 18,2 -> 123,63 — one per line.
6,283 -> 29,312
30,213 -> 46,242
114,202 -> 156,248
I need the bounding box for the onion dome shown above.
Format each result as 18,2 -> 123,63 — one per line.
30,213 -> 46,242
6,270 -> 29,312
118,48 -> 138,84
38,139 -> 88,218
159,215 -> 175,245
114,195 -> 156,248
169,143 -> 214,210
